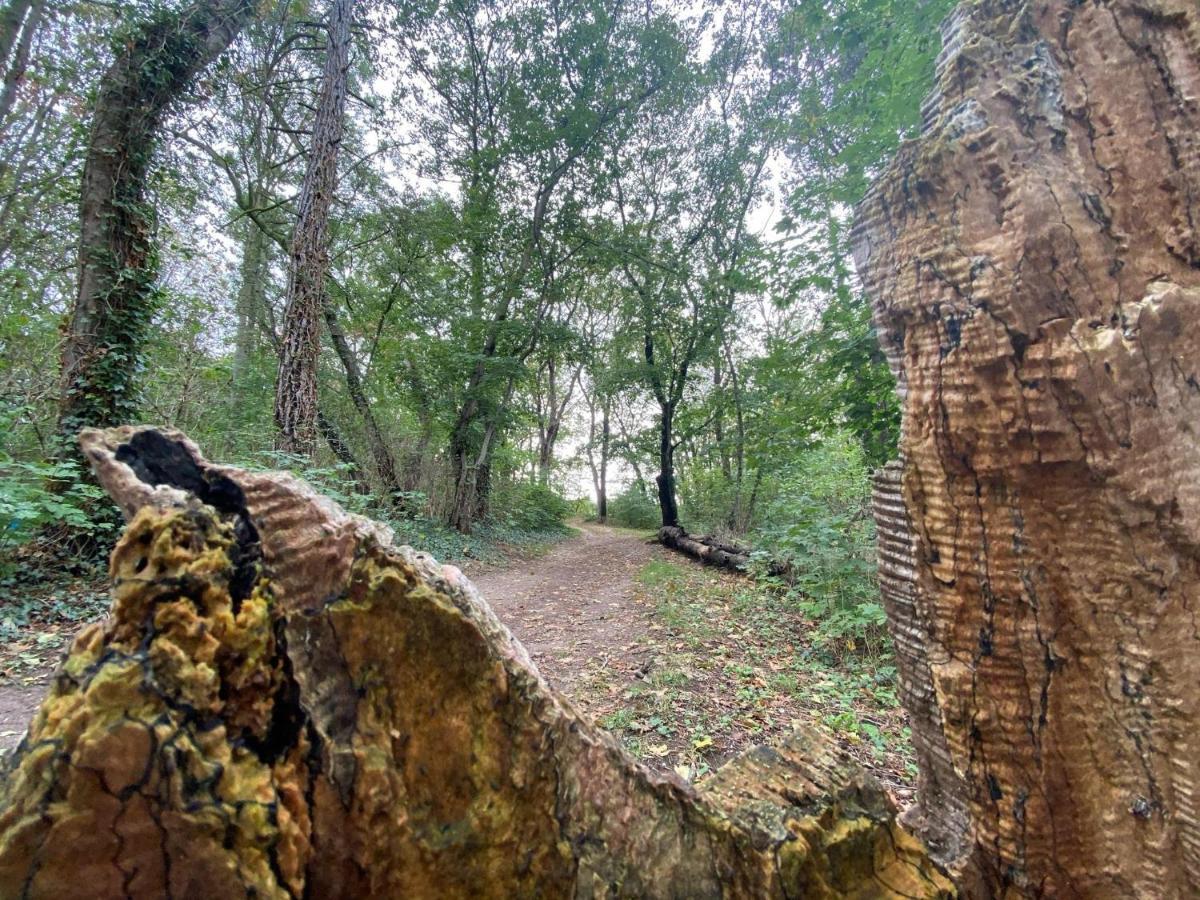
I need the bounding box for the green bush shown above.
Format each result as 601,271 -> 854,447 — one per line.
752,432 -> 887,654
607,487 -> 660,530
488,481 -> 570,532
0,454 -> 116,574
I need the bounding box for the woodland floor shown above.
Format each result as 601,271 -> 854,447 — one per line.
469,523 -> 916,802
1,524 -> 915,807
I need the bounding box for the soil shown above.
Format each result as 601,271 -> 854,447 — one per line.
469,523 -> 664,698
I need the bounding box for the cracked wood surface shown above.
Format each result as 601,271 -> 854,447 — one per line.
0,426 -> 952,899
854,0 -> 1200,896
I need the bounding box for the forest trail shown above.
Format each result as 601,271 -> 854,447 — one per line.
468,523 -> 663,698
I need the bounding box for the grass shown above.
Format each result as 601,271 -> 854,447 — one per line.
578,556 -> 916,795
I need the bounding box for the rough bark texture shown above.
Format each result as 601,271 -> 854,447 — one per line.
274,0 -> 354,456
58,0 -> 256,446
871,462 -> 972,875
853,0 -> 1200,895
0,426 -> 953,899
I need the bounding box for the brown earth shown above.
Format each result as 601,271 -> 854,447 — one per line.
469,522 -> 663,699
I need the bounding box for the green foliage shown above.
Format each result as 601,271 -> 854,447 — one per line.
487,481 -> 571,533
0,453 -> 115,574
752,290 -> 899,468
608,487 -> 660,530
752,433 -> 887,654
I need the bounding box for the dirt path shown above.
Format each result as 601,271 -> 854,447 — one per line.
469,523 -> 662,699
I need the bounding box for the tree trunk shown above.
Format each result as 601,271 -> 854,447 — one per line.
321,293 -> 403,501
0,0 -> 39,126
598,396 -> 609,522
0,0 -> 31,73
232,218 -> 269,385
57,0 -> 256,450
658,525 -> 749,570
316,409 -> 370,495
274,0 -> 355,456
0,425 -> 953,900
853,0 -> 1200,894
656,402 -> 679,528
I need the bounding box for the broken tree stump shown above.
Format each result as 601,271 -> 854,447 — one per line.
854,0 -> 1200,895
0,427 -> 952,899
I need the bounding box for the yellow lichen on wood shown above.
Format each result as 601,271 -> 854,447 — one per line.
0,506 -> 303,899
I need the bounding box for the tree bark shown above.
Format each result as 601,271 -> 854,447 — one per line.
57,0 -> 257,450
274,0 -> 355,456
658,525 -> 749,571
0,425 -> 954,899
656,402 -> 680,528
321,293 -> 403,501
854,0 -> 1200,894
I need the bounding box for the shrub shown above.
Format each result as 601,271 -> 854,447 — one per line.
488,481 -> 570,532
752,433 -> 887,654
0,454 -> 116,574
607,487 -> 660,530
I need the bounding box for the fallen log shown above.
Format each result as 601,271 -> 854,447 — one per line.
657,525 -> 751,570
0,426 -> 953,899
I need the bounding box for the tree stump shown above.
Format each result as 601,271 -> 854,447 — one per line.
854,0 -> 1200,895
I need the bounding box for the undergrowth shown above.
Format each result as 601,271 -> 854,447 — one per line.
589,556 -> 914,794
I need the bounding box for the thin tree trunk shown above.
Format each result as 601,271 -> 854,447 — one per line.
597,396 -> 609,521
657,402 -> 679,528
57,0 -> 257,451
0,0 -> 39,125
0,0 -> 31,72
321,293 -> 403,500
231,219 -> 269,385
274,0 -> 355,456
316,409 -> 370,495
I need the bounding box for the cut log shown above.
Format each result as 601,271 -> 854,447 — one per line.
0,427 -> 953,899
658,525 -> 751,570
854,0 -> 1200,895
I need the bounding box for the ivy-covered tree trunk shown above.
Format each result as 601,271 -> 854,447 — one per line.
57,0 -> 257,449
273,0 -> 355,456
854,0 -> 1200,894
0,426 -> 954,899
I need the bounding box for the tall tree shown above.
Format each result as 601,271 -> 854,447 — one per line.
274,0 -> 355,455
611,5 -> 774,528
57,0 -> 257,450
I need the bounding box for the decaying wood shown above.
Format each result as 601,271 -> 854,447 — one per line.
658,525 -> 751,570
854,0 -> 1200,895
0,427 -> 952,899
